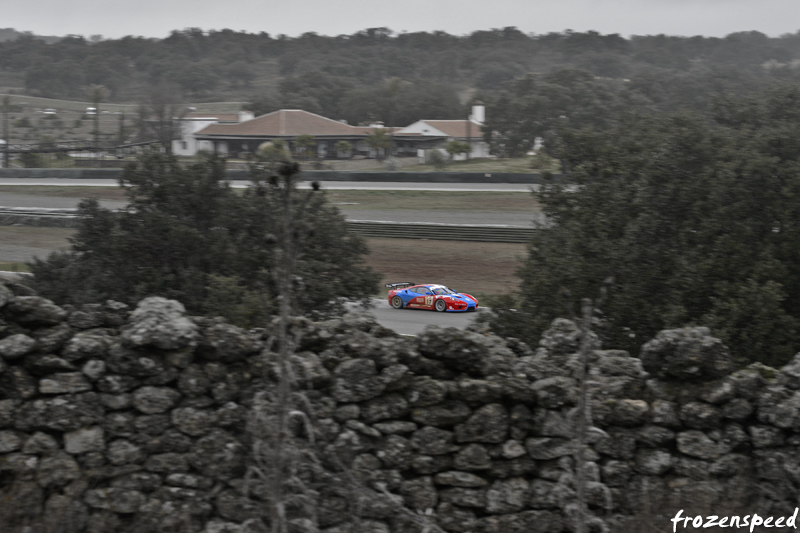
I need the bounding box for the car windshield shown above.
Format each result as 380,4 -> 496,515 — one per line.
432,287 -> 455,295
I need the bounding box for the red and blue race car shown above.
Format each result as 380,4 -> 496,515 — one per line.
385,282 -> 478,312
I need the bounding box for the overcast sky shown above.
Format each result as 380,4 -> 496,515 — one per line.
5,0 -> 799,40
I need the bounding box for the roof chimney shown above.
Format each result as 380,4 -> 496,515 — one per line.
469,102 -> 485,125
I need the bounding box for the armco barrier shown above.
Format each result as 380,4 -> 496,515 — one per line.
346,220 -> 535,243
0,207 -> 82,228
0,208 -> 535,243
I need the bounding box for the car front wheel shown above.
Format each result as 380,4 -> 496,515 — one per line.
391,296 -> 404,309
434,299 -> 447,312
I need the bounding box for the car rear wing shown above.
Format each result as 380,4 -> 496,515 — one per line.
385,282 -> 415,291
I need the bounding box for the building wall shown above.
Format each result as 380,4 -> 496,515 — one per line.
172,119 -> 219,157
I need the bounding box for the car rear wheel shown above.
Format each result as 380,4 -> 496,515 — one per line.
391,296 -> 404,309
434,299 -> 447,312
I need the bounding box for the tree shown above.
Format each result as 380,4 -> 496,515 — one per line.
170,62 -> 220,96
227,60 -> 256,87
486,85 -> 800,367
483,70 -> 621,157
365,128 -> 391,160
334,140 -> 352,158
136,83 -> 187,153
29,150 -> 380,325
426,148 -> 448,170
444,140 -> 471,159
244,93 -> 281,117
257,139 -> 291,169
278,71 -> 353,118
293,134 -> 316,160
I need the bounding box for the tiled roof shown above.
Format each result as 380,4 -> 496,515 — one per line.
197,109 -> 362,137
422,120 -> 483,139
192,110 -> 485,141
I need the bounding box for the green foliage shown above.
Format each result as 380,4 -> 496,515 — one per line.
256,140 -> 291,169
293,134 -> 316,160
335,140 -> 352,157
489,85 -> 800,366
365,129 -> 391,160
4,25 -> 800,108
19,152 -> 43,167
528,152 -> 559,172
29,151 -> 380,325
244,93 -> 281,116
338,80 -> 464,126
483,70 -> 622,157
426,149 -> 448,170
444,140 -> 471,159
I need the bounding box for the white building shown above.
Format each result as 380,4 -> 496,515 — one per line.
394,104 -> 489,160
172,111 -> 254,156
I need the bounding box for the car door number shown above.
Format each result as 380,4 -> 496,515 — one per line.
425,296 -> 434,306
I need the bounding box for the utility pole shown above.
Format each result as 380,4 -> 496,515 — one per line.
2,96 -> 10,169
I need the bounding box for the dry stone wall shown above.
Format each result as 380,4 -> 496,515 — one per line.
0,278 -> 799,532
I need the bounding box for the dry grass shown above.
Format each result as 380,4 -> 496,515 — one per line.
364,237 -> 525,296
0,186 -> 128,201
0,261 -> 31,272
326,189 -> 538,213
0,226 -> 74,249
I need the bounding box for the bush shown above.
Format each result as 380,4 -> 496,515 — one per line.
30,152 -> 381,325
426,149 -> 448,170
486,86 -> 800,366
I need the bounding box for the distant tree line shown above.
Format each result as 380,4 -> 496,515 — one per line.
1,26 -> 799,131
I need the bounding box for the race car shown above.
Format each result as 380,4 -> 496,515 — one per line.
385,282 -> 478,312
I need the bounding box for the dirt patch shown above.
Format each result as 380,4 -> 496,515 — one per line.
0,227 -> 526,298
364,238 -> 525,296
